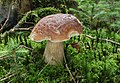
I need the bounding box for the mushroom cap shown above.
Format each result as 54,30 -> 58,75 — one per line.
30,14 -> 82,42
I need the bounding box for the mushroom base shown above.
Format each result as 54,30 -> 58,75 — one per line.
43,41 -> 64,65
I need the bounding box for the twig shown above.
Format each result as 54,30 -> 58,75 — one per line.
12,11 -> 33,29
0,73 -> 17,81
0,26 -> 33,38
63,55 -> 76,83
85,35 -> 120,46
0,4 -> 11,33
117,29 -> 120,34
18,45 -> 33,51
10,27 -> 33,31
38,62 -> 49,75
65,64 -> 76,83
38,57 -> 53,76
24,22 -> 34,25
0,54 -> 12,60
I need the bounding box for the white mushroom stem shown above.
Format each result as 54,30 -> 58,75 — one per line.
43,41 -> 64,65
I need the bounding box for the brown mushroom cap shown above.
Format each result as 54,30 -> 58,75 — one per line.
30,14 -> 82,42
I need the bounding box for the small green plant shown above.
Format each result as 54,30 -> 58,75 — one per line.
69,0 -> 120,31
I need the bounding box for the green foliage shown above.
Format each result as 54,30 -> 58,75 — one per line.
69,0 -> 120,30
32,0 -> 73,13
0,28 -> 120,82
0,0 -> 120,83
19,7 -> 61,26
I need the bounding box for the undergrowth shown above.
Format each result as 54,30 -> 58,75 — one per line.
0,0 -> 120,82
0,28 -> 120,83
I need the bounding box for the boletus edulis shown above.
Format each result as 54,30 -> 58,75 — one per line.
30,14 -> 82,65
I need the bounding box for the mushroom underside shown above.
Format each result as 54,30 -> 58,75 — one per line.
43,31 -> 80,65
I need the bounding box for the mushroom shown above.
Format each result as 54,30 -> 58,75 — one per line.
30,14 -> 82,65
